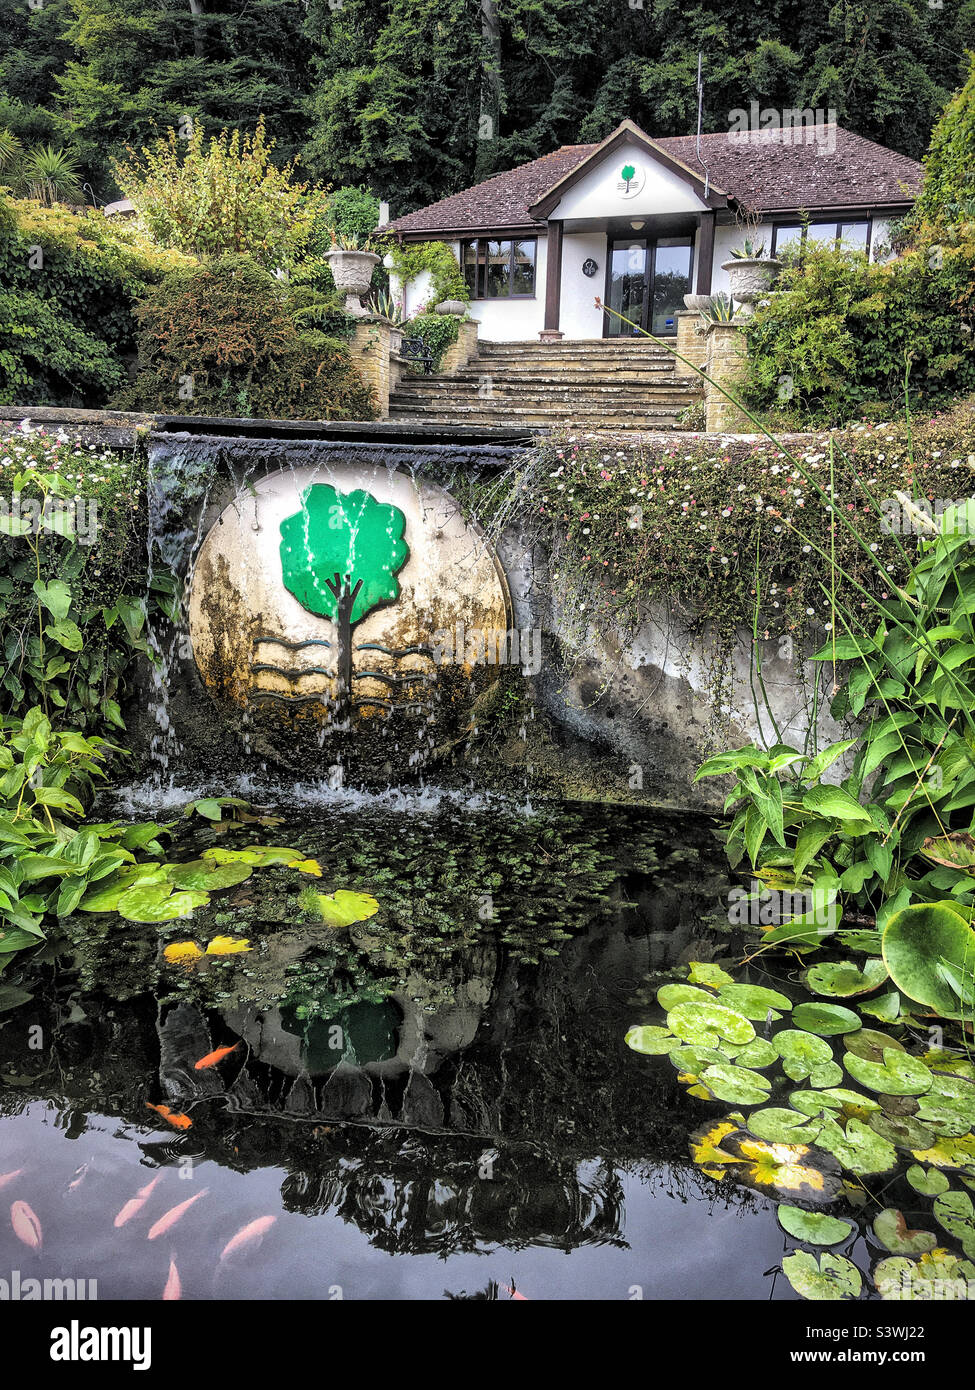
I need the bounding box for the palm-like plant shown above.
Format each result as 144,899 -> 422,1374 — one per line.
20,146 -> 83,206
0,127 -> 22,174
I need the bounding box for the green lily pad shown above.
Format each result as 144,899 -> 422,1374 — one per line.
911,1134 -> 975,1168
783,1250 -> 862,1300
687,961 -> 735,987
166,858 -> 253,891
669,1044 -> 727,1073
77,865 -> 168,912
845,1048 -> 933,1096
859,991 -> 901,1022
816,1117 -> 898,1176
792,1002 -> 862,1036
868,1111 -> 936,1150
716,982 -> 792,1019
914,1103 -> 974,1138
844,1028 -> 906,1062
803,958 -> 889,997
777,1205 -> 853,1246
875,1250 -> 975,1300
698,1063 -> 772,1105
666,1000 -> 756,1047
729,1037 -> 779,1069
772,1028 -> 835,1082
933,1190 -> 975,1258
923,1051 -> 975,1080
882,901 -> 975,1017
657,983 -> 717,1011
203,845 -> 302,867
837,929 -> 884,952
116,883 -> 210,923
748,1107 -> 824,1144
906,1164 -> 950,1196
873,1209 -> 938,1255
809,1061 -> 844,1088
303,889 -> 380,928
625,1025 -> 678,1056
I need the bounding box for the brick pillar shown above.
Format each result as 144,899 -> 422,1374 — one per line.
440,319 -> 479,376
675,310 -> 706,377
704,322 -> 750,433
350,317 -> 396,418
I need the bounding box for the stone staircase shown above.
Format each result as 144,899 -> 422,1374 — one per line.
388,338 -> 704,431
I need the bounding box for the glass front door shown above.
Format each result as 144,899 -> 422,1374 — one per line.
605,236 -> 692,337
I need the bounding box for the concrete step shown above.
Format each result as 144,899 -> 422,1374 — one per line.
394,378 -> 701,399
405,367 -> 690,386
388,403 -> 691,427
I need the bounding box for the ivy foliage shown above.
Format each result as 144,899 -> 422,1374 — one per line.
912,52 -> 975,228
387,239 -> 469,312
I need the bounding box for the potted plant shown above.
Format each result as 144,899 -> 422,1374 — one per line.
721,237 -> 782,313
325,229 -> 382,316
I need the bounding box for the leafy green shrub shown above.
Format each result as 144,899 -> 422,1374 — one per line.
388,239 -> 468,311
403,311 -> 460,370
117,254 -> 376,420
911,52 -> 975,228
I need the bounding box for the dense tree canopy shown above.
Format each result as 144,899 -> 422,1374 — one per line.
1,0 -> 973,212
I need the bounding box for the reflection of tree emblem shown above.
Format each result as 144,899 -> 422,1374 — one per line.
621,163 -> 636,191
279,484 -> 408,707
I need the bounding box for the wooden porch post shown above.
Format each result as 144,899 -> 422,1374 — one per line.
695,211 -> 715,296
540,219 -> 564,340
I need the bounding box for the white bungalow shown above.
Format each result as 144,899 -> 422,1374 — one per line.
385,118 -> 923,341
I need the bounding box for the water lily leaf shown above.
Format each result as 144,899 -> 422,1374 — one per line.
844,1028 -> 906,1062
163,941 -> 204,964
202,846 -> 302,867
803,959 -> 889,997
792,1002 -> 862,1036
292,858 -> 323,876
790,1087 -> 879,1119
117,884 -> 209,923
689,1118 -> 743,1178
656,983 -> 718,1011
923,1051 -> 975,1080
845,1049 -> 932,1096
875,1250 -> 975,1299
906,1164 -> 950,1196
809,1061 -> 844,1088
669,1044 -> 727,1073
777,1205 -> 853,1246
77,865 -> 168,912
699,1063 -> 772,1105
882,902 -> 975,1017
748,1107 -> 824,1144
729,1037 -> 778,1069
303,890 -> 380,928
859,991 -> 901,1022
816,1117 -> 898,1175
910,1134 -> 975,1168
719,1130 -> 843,1202
166,858 -> 252,891
873,1209 -> 938,1255
933,1191 -> 975,1257
783,1250 -> 862,1300
205,935 -> 252,955
773,1028 -> 834,1081
868,1112 -> 936,1150
837,929 -> 884,953
666,1000 -> 755,1047
687,962 -> 735,987
625,1026 -> 678,1056
716,982 -> 792,1019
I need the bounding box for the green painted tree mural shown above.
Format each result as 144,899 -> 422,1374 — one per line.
279,484 -> 408,709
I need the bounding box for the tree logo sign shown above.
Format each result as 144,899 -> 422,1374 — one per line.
279,484 -> 409,707
616,161 -> 646,198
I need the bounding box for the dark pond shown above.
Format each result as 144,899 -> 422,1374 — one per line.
0,794 -> 859,1300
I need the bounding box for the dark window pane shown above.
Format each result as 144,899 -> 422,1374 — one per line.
773,224 -> 804,256
511,239 -> 535,295
461,241 -> 480,297
486,240 -> 512,297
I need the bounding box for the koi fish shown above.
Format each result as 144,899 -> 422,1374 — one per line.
114,1174 -> 163,1228
147,1189 -> 208,1241
219,1214 -> 276,1262
146,1103 -> 192,1131
0,1168 -> 24,1191
68,1164 -> 89,1192
500,1282 -> 528,1300
162,1258 -> 181,1301
194,1043 -> 238,1071
11,1200 -> 42,1251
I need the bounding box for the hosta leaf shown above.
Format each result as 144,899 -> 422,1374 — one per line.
783,1250 -> 862,1300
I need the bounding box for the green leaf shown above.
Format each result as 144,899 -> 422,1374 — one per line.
32,579 -> 71,621
747,1107 -> 823,1144
803,740 -> 858,782
816,1116 -> 898,1175
656,983 -> 718,1011
844,1048 -> 933,1096
882,901 -> 975,1017
165,858 -> 253,891
801,785 -> 872,822
665,1000 -> 756,1047
791,1002 -> 862,1036
45,618 -> 83,652
116,883 -> 209,923
686,961 -> 735,987
777,1205 -> 853,1246
782,1250 -> 862,1300
698,1063 -> 772,1105
802,958 -> 889,997
873,1209 -> 938,1255
302,888 -> 380,928
715,982 -> 791,1019
772,1028 -> 834,1082
906,1165 -> 950,1196
933,1191 -> 975,1258
624,1026 -> 678,1056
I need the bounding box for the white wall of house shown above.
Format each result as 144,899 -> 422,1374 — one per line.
549,139 -> 711,220
468,230 -> 547,340
560,231 -> 607,338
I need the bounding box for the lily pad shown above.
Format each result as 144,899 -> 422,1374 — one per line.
906,1164 -> 950,1196
873,1209 -> 938,1255
910,1134 -> 975,1168
803,958 -> 889,997
773,1029 -> 834,1082
688,1118 -> 742,1179
116,883 -> 209,923
729,1037 -> 779,1069
666,1000 -> 755,1047
777,1205 -> 853,1246
303,889 -> 380,928
716,982 -> 792,1019
844,1028 -> 906,1062
924,1051 -> 975,1080
669,1044 -> 727,1073
77,865 -> 168,912
809,1061 -> 844,1088
783,1250 -> 862,1300
933,1190 -> 975,1258
875,1250 -> 975,1299
656,983 -> 718,1011
816,1117 -> 898,1176
687,962 -> 735,987
203,846 -> 302,867
792,1002 -> 862,1036
166,858 -> 253,891
845,1048 -> 933,1096
747,1107 -> 824,1144
698,1063 -> 772,1106
882,901 -> 975,1017
790,1087 -> 879,1118
625,1025 -> 678,1056
868,1112 -> 936,1150
719,1130 -> 843,1202
837,929 -> 884,953
859,991 -> 901,1022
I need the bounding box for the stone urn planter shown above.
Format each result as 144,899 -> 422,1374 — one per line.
326,248 -> 380,316
720,256 -> 782,316
682,293 -> 712,313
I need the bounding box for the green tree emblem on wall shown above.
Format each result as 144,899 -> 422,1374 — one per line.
279,484 -> 409,708
621,163 -> 636,191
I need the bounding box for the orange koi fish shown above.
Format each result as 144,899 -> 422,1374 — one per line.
146,1103 -> 193,1131
11,1200 -> 42,1251
147,1189 -> 208,1241
114,1174 -> 164,1229
194,1043 -> 239,1071
219,1214 -> 276,1262
0,1168 -> 24,1191
500,1282 -> 528,1300
162,1257 -> 182,1301
68,1164 -> 89,1192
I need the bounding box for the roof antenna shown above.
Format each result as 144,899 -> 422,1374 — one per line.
696,50 -> 711,199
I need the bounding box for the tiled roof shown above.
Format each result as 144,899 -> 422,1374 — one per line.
385,126 -> 923,235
